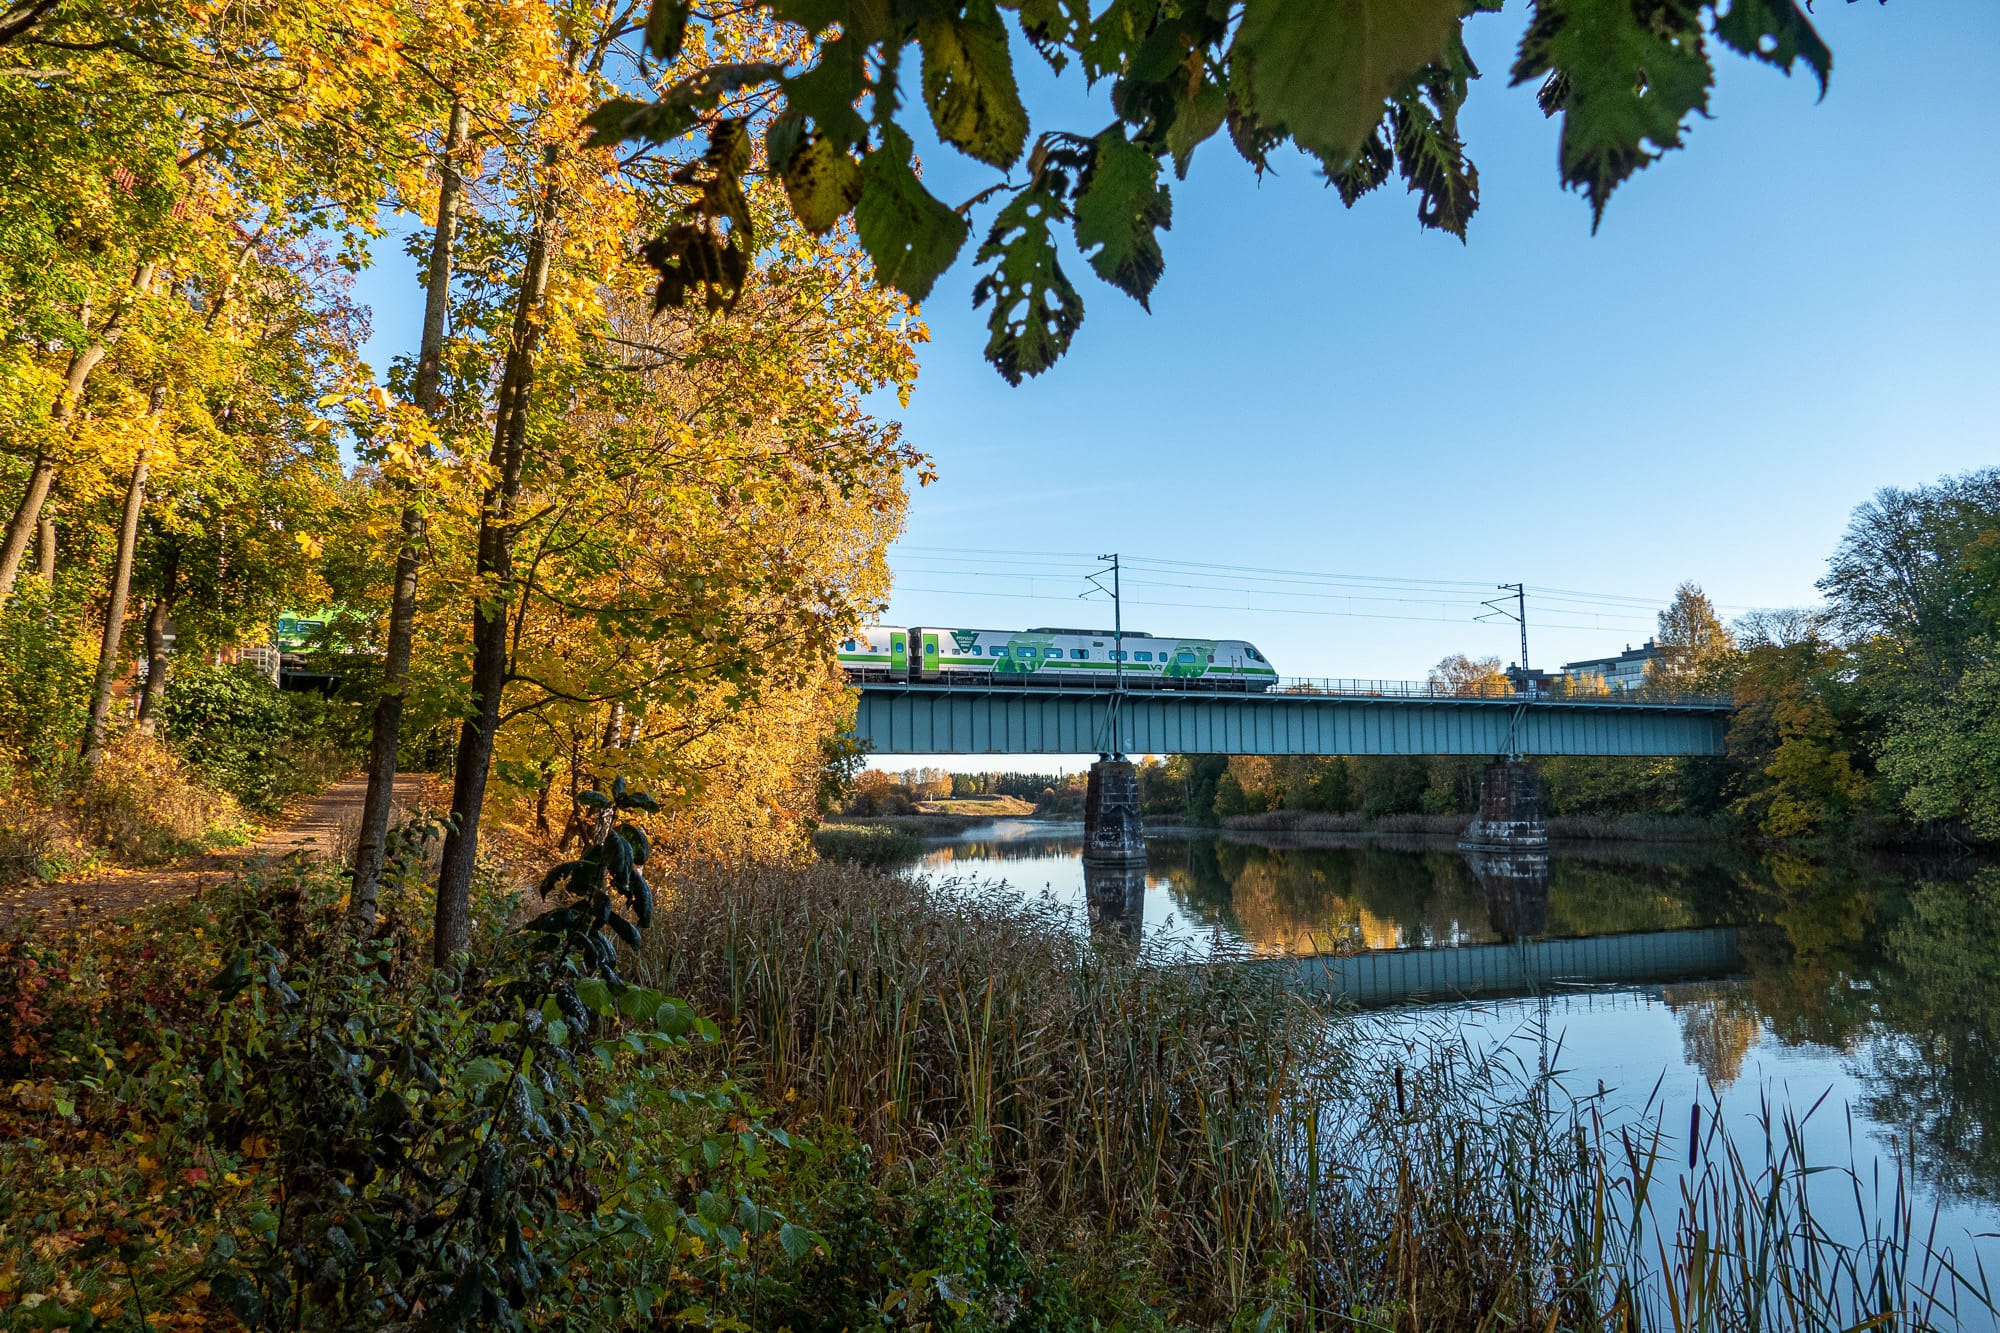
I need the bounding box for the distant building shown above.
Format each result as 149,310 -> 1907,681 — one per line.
1505,665 -> 1560,694
1560,639 -> 1661,692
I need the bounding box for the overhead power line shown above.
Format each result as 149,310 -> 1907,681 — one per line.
889,544 -> 1756,618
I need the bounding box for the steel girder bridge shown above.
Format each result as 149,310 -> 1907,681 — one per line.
850,680 -> 1734,758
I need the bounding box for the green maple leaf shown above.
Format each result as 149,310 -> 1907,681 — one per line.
1713,0 -> 1830,95
781,134 -> 863,236
918,0 -> 1031,169
1392,93 -> 1477,239
1513,0 -> 1713,227
972,181 -> 1084,384
1231,0 -> 1466,172
1165,82 -> 1227,179
853,127 -> 971,303
1073,128 -> 1172,307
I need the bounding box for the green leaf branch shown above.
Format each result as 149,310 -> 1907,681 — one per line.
607,0 -> 1846,380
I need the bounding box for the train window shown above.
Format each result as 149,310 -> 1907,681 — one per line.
1205,654 -> 1214,663
968,645 -> 982,656
1070,649 -> 1087,659
1177,651 -> 1195,663
1136,651 -> 1153,662
841,639 -> 856,651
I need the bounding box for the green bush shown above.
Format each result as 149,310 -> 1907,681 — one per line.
0,580 -> 90,786
158,662 -> 356,812
812,821 -> 923,865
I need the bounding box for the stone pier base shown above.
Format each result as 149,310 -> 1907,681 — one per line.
1082,759 -> 1147,866
1458,760 -> 1549,853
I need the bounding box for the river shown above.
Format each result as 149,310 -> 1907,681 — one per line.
911,819 -> 2000,1316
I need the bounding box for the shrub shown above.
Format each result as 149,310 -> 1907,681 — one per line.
158,661 -> 355,812
70,733 -> 245,863
0,581 -> 90,786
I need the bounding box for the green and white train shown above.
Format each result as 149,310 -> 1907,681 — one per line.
838,626 -> 1280,691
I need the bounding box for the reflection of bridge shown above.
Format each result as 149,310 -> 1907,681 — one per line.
851,682 -> 1732,758
1281,928 -> 1745,1007
1083,855 -> 1747,1002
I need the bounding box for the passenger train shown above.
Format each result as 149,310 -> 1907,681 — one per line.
838,626 -> 1280,691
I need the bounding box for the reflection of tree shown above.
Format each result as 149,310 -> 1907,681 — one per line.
1860,870 -> 2000,1203
1662,982 -> 1763,1087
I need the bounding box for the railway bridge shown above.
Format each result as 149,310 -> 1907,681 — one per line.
850,677 -> 1736,865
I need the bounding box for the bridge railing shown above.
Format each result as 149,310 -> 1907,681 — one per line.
1269,677 -> 1734,708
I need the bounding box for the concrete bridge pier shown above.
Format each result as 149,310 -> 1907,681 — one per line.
1458,760 -> 1550,854
1082,758 -> 1147,866
1083,859 -> 1147,941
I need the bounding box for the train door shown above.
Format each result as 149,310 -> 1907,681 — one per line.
918,629 -> 941,681
890,630 -> 909,677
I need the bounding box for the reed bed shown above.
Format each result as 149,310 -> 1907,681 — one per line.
639,861 -> 1996,1329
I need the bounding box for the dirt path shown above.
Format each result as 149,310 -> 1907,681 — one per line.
0,774 -> 431,927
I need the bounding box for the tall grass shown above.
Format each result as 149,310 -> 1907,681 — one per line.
640,862 -> 1997,1329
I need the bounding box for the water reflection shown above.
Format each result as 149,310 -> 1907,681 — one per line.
1463,849 -> 1550,941
914,827 -> 2000,1214
1081,860 -> 1146,942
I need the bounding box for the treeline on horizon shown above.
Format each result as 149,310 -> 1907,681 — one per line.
850,468 -> 2000,846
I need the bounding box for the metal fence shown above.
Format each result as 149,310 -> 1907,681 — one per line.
1267,677 -> 1734,709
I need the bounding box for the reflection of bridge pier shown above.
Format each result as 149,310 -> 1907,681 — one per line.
1083,859 -> 1146,941
1464,848 -> 1550,941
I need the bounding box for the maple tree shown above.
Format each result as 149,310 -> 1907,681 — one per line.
595,0 -> 1843,382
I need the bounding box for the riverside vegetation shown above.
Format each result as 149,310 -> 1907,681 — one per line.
7,829 -> 1997,1329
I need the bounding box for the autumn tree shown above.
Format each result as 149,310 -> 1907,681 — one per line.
1429,652 -> 1510,697
378,6 -> 925,962
1649,581 -> 1736,694
0,0 -> 411,607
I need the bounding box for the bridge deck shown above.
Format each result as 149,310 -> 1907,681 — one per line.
852,683 -> 1733,757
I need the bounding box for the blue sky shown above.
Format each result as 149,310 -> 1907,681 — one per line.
348,2 -> 1998,764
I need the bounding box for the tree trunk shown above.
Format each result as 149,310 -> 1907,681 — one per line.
34,514 -> 53,582
0,454 -> 57,599
0,261 -> 154,606
136,542 -> 179,726
351,100 -> 471,931
432,181 -> 559,968
80,431 -> 155,765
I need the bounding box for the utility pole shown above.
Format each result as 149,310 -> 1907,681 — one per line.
1508,582 -> 1528,674
1085,553 -> 1124,757
1480,582 -> 1532,695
